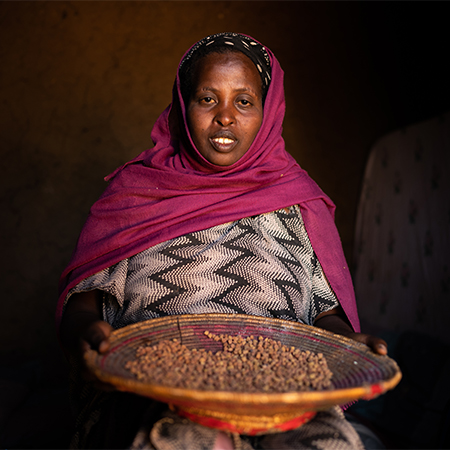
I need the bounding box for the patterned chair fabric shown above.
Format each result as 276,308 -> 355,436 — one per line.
353,112 -> 450,345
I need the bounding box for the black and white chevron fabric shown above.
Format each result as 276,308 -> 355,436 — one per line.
69,205 -> 338,330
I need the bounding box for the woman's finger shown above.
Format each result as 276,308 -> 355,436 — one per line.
348,332 -> 388,355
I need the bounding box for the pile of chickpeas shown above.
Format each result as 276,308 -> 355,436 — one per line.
124,331 -> 333,392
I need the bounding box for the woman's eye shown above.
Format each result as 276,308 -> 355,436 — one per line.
238,99 -> 252,106
201,97 -> 214,104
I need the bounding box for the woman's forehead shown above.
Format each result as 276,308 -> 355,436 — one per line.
192,51 -> 262,93
195,51 -> 258,74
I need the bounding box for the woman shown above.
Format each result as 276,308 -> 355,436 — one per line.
58,32 -> 387,449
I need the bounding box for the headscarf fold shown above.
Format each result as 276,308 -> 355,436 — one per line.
57,33 -> 360,332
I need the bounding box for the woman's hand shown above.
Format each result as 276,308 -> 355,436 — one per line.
314,307 -> 388,355
60,290 -> 116,390
344,331 -> 388,355
77,319 -> 116,389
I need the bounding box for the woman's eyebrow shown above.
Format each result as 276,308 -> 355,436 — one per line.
198,86 -> 260,96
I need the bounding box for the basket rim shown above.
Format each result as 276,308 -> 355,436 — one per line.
85,313 -> 402,407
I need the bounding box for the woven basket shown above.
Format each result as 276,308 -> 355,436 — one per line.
85,313 -> 401,435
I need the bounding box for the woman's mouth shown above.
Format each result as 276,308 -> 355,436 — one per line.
210,135 -> 237,152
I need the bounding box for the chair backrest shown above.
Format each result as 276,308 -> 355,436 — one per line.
353,112 -> 450,344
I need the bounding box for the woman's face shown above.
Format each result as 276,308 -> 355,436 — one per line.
187,51 -> 263,166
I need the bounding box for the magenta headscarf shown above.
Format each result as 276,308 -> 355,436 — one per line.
56,33 -> 360,332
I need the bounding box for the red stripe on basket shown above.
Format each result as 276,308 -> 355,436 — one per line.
176,409 -> 317,436
362,383 -> 384,400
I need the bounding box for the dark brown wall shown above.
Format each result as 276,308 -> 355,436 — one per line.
1,1 -> 448,369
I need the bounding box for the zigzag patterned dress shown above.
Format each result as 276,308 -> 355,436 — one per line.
67,206 -> 338,328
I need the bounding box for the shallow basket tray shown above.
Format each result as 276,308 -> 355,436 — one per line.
85,313 -> 401,435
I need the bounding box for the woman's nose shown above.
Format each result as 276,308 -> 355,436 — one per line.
214,103 -> 235,127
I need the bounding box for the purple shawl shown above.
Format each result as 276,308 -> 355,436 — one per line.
56,36 -> 360,333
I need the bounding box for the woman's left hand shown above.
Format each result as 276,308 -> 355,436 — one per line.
344,332 -> 388,355
314,308 -> 388,355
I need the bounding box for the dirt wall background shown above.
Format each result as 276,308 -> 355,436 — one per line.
1,1 -> 449,373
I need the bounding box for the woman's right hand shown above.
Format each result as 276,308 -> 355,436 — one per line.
60,290 -> 116,390
77,319 -> 116,390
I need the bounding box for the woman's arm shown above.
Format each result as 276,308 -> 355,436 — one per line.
60,289 -> 115,389
314,306 -> 388,355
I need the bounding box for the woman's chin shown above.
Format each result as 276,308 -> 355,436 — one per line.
201,148 -> 247,167
205,154 -> 241,166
